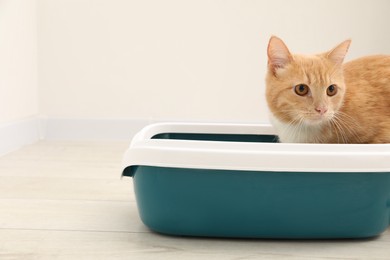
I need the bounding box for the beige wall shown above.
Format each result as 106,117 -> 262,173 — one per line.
37,0 -> 390,123
0,0 -> 38,124
4,0 -> 390,124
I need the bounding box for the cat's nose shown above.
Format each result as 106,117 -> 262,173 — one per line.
315,107 -> 328,115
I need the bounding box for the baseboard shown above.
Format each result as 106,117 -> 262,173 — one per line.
44,118 -> 256,141
0,117 -> 42,156
43,118 -> 151,141
0,117 -> 150,155
0,117 -> 264,153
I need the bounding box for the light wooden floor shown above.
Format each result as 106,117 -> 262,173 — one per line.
0,141 -> 389,260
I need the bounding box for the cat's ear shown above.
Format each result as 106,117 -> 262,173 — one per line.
326,39 -> 351,65
267,36 -> 293,74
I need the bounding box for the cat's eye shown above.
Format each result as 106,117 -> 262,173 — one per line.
294,84 -> 309,96
327,84 -> 338,96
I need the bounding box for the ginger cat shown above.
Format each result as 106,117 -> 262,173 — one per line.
265,36 -> 390,144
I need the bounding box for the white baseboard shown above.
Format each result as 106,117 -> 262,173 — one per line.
0,117 -> 264,154
0,117 -> 42,156
42,118 -> 250,141
0,117 -> 151,155
43,118 -> 151,141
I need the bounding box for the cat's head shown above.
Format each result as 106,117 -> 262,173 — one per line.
265,36 -> 351,126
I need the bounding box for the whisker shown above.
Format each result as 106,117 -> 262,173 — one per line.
332,112 -> 363,143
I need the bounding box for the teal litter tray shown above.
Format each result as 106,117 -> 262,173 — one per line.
122,123 -> 390,239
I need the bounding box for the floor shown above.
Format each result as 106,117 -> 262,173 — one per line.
0,141 -> 389,260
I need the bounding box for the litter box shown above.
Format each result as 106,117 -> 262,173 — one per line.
122,122 -> 390,239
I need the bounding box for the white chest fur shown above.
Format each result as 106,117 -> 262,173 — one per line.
269,114 -> 324,143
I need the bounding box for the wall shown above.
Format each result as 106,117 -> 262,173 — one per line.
37,0 -> 390,123
0,0 -> 38,124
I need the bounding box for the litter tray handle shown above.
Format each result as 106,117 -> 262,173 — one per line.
122,166 -> 137,178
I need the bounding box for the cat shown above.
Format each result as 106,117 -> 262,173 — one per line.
265,36 -> 390,144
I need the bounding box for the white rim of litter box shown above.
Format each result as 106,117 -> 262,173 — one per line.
122,122 -> 390,173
